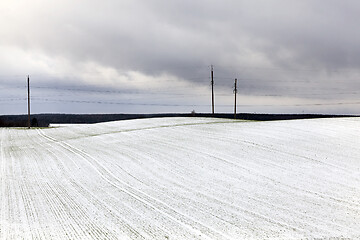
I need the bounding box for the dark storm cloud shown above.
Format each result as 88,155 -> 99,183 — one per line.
1,0 -> 360,114
3,0 -> 360,76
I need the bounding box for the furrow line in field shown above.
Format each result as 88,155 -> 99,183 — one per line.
38,129 -> 229,240
30,130 -> 99,239
213,150 -> 360,211
52,138 -> 213,239
186,126 -> 360,182
21,130 -> 52,239
53,153 -> 145,239
145,135 -> 356,234
113,148 -> 265,235
39,130 -> 173,239
40,131 -> 217,240
66,132 -> 319,238
86,143 -> 260,237
52,182 -> 109,239
14,133 -> 40,237
282,124 -> 360,154
241,138 -> 359,178
43,181 -> 86,239
17,181 -> 39,239
106,143 -> 289,237
71,125 -> 354,236
21,180 -> 50,239
10,157 -> 23,239
35,130 -> 145,239
121,141 -> 334,236
37,135 -> 190,239
29,132 -> 94,239
4,131 -> 23,239
0,128 -> 6,239
155,132 -> 360,213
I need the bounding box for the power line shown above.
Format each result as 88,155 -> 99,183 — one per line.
0,98 -> 26,102
1,83 -> 358,98
23,97 -> 360,107
1,95 -> 360,108
30,98 -> 209,107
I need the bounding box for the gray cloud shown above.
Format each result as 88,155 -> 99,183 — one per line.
0,0 -> 359,114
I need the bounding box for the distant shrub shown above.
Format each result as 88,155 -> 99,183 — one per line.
31,118 -> 39,127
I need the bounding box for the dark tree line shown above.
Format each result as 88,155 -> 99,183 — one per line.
0,118 -> 27,127
0,117 -> 40,127
0,113 -> 357,128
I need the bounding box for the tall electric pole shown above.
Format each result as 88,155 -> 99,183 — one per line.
27,75 -> 30,129
211,65 -> 214,115
234,78 -> 237,119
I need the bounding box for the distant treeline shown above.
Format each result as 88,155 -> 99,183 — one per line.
0,113 -> 358,127
0,118 -> 28,127
0,117 -> 39,127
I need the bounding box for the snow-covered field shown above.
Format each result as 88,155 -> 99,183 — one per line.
1,117 -> 360,239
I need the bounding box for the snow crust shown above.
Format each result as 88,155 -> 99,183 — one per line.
1,117 -> 360,239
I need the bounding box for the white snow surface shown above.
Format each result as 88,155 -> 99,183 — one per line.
1,117 -> 360,239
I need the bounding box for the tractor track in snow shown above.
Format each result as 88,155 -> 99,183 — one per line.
37,128 -> 231,240
127,133 -> 352,236
152,127 -> 360,212
35,129 -> 151,239
24,131 -> 107,239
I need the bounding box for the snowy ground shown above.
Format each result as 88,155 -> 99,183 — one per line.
1,117 -> 360,239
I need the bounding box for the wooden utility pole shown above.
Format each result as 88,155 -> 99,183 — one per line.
27,75 -> 30,129
234,78 -> 237,119
211,65 -> 214,115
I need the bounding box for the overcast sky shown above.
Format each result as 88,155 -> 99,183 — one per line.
1,0 -> 360,115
